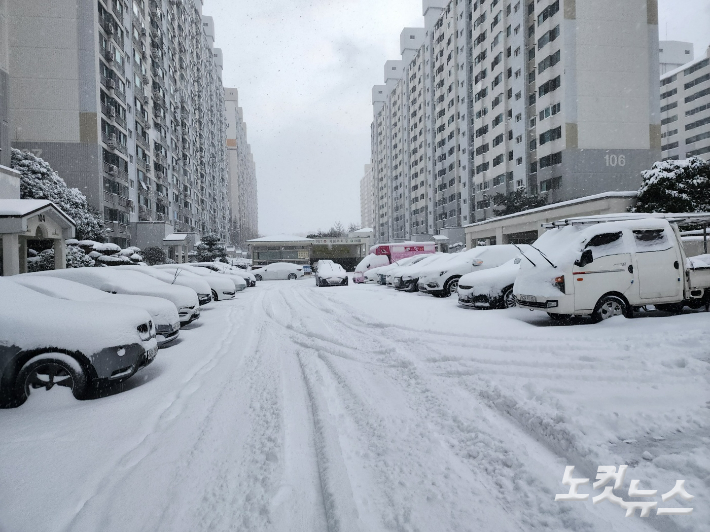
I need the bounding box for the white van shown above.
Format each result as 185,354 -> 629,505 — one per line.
513,214 -> 710,322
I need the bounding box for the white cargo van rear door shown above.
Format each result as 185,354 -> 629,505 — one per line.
632,229 -> 683,300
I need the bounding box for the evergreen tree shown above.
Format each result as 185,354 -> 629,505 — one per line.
196,234 -> 227,262
491,187 -> 548,216
27,245 -> 95,272
631,157 -> 710,213
12,149 -> 106,241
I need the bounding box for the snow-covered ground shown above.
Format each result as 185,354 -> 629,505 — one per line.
0,279 -> 706,532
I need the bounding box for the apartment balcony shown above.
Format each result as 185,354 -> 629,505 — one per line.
135,134 -> 150,151
114,114 -> 126,130
102,132 -> 117,150
103,191 -> 130,208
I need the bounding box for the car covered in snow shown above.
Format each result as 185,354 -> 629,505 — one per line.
457,257 -> 524,309
193,261 -> 257,287
0,279 -> 158,408
251,262 -> 304,281
31,268 -> 200,325
314,260 -> 348,286
161,263 -> 247,292
417,245 -> 523,297
116,265 -> 213,305
392,253 -> 449,292
11,276 -> 181,346
353,253 -> 390,283
374,255 -> 432,285
155,264 -> 239,300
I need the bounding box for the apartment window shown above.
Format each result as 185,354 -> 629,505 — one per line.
686,131 -> 710,145
538,75 -> 561,97
539,151 -> 562,169
660,88 -> 677,100
683,58 -> 710,76
684,73 -> 710,91
516,135 -> 523,144
660,115 -> 677,126
538,49 -> 561,74
515,91 -> 522,100
514,46 -> 521,57
515,113 -> 522,122
515,69 -> 521,79
529,139 -> 537,151
530,117 -> 536,128
660,101 -> 678,113
537,25 -> 560,50
538,102 -> 561,121
492,133 -> 504,147
516,157 -> 523,165
539,176 -> 562,192
539,126 -> 562,145
660,74 -> 677,87
685,87 -> 710,104
537,0 -> 560,26
492,113 -> 504,127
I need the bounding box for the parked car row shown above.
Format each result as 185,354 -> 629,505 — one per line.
0,261 -> 257,408
359,215 -> 710,323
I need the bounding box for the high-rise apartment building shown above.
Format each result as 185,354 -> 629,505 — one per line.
660,46 -> 710,160
659,40 -> 694,75
7,0 -> 230,247
368,0 -> 661,243
359,163 -> 374,228
225,87 -> 258,247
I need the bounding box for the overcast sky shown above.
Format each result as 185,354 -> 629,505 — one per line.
202,0 -> 710,237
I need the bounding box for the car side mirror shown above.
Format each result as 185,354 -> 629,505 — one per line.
574,249 -> 593,267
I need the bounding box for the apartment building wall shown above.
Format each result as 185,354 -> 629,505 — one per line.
660,47 -> 710,160
8,0 -> 230,247
359,163 -> 374,229
369,0 -> 661,242
659,40 -> 694,75
0,0 -> 10,168
225,87 -> 258,247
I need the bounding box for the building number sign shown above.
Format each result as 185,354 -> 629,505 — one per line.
604,154 -> 626,167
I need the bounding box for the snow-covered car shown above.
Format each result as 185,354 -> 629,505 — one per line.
193,262 -> 257,287
392,253 -> 449,292
315,260 -> 348,287
11,276 -> 181,346
375,255 -> 432,285
362,264 -> 390,284
0,279 -> 158,408
31,268 -> 200,325
155,264 -> 238,300
353,253 -> 390,283
251,262 -> 304,281
417,245 -> 523,297
116,265 -> 213,305
457,257 -> 523,309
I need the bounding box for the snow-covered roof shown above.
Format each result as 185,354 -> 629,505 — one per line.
163,233 -> 189,241
463,191 -> 638,228
247,234 -> 314,243
0,199 -> 75,226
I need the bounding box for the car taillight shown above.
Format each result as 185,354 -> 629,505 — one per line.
553,275 -> 565,293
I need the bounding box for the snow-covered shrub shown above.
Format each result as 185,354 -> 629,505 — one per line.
26,245 -> 94,272
142,246 -> 166,265
11,149 -> 106,242
631,157 -> 710,213
93,242 -> 121,256
95,254 -> 132,266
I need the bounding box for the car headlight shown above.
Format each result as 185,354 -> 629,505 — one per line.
472,259 -> 483,266
138,320 -> 154,341
178,306 -> 191,316
553,275 -> 565,293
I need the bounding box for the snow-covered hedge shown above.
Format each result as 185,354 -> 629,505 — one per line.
11,148 -> 106,242
632,156 -> 710,214
27,245 -> 95,272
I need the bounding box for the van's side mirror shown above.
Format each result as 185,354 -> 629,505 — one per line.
574,249 -> 593,267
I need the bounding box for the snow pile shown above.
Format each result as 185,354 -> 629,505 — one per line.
687,253 -> 710,269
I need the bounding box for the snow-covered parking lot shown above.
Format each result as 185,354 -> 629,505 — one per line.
1,278 -> 707,532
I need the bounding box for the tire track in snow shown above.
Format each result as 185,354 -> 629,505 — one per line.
64,301 -> 252,532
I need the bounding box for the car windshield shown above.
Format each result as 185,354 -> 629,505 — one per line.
1,1 -> 706,531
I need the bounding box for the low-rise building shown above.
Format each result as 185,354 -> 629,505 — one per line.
247,235 -> 313,266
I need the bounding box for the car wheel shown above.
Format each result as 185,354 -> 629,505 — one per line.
211,289 -> 219,301
502,286 -> 516,308
592,294 -> 629,323
288,273 -> 297,280
254,274 -> 262,282
444,277 -> 460,297
17,354 -> 88,403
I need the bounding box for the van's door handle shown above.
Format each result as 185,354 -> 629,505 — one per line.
628,265 -> 633,273
674,261 -> 679,270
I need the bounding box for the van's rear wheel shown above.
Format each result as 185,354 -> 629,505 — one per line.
592,295 -> 629,323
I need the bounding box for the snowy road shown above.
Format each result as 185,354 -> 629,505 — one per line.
1,279 -> 707,532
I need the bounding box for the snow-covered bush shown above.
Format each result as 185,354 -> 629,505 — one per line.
631,157 -> 710,213
492,187 -> 548,216
11,148 -> 106,242
26,244 -> 95,272
95,254 -> 132,266
142,246 -> 166,265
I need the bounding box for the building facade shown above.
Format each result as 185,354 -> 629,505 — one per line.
359,163 -> 374,229
225,87 -> 258,248
660,46 -> 710,160
7,0 -> 230,247
367,0 -> 661,244
659,40 -> 694,75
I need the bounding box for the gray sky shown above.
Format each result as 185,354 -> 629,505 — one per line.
203,0 -> 710,237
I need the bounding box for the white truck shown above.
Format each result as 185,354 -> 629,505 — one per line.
513,213 -> 710,322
